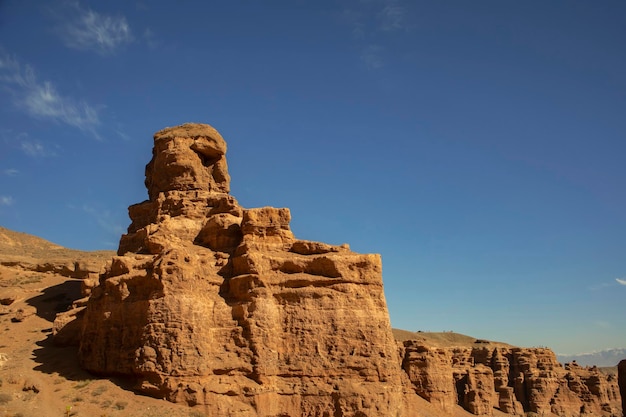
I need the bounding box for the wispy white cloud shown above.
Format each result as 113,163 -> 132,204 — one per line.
0,52 -> 100,135
143,28 -> 158,50
342,0 -> 410,36
115,129 -> 131,141
81,204 -> 126,236
20,139 -> 55,157
616,278 -> 626,286
339,0 -> 410,70
361,44 -> 384,69
57,3 -> 133,54
0,196 -> 14,206
340,9 -> 366,40
378,1 -> 409,32
3,169 -> 19,177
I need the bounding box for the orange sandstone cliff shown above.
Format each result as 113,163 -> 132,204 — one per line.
76,123 -> 414,416
50,123 -> 622,417
399,338 -> 621,416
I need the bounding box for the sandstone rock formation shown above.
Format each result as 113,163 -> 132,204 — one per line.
50,123 -> 622,417
77,123 -> 412,416
401,341 -> 622,416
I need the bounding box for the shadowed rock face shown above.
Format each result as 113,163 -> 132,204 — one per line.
77,123 -> 413,416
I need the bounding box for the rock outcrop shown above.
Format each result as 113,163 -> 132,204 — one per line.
401,341 -> 622,416
77,123 -> 412,416
51,123 -> 622,417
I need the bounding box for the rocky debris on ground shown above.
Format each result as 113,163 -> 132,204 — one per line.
0,288 -> 20,305
10,306 -> 37,322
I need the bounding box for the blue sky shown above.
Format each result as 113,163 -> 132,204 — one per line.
1,1 -> 625,354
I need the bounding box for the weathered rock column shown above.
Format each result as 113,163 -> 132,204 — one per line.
77,123 -> 413,416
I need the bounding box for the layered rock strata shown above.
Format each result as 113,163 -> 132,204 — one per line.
401,341 -> 622,416
77,124 -> 411,416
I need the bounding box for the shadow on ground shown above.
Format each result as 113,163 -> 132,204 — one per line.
26,280 -> 82,322
27,280 -> 133,390
32,331 -> 135,391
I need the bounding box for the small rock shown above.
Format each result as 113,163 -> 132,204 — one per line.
11,305 -> 37,322
0,289 -> 22,306
22,378 -> 40,393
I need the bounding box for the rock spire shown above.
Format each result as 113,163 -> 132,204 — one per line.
77,123 -> 412,415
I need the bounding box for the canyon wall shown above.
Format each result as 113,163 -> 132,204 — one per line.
401,340 -> 622,416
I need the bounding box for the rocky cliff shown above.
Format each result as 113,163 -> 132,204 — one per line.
75,123 -> 413,416
400,338 -> 622,416
49,123 -> 623,417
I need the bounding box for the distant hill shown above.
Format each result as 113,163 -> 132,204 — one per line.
0,226 -> 114,261
392,329 -> 511,348
0,225 -> 114,279
557,348 -> 626,367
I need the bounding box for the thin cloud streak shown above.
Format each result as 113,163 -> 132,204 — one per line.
143,28 -> 158,50
3,169 -> 19,177
0,196 -> 15,206
340,0 -> 410,70
21,140 -> 55,158
82,204 -> 126,236
340,9 -> 366,40
0,53 -> 100,135
616,278 -> 626,286
379,2 -> 408,32
58,4 -> 133,54
361,44 -> 384,70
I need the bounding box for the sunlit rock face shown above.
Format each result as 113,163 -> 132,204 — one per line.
77,123 -> 413,416
401,344 -> 622,416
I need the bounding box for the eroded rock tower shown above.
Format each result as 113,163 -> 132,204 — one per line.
78,123 -> 411,416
